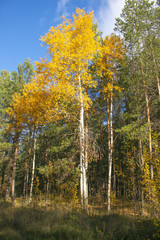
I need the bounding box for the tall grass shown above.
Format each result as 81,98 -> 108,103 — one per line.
0,198 -> 159,240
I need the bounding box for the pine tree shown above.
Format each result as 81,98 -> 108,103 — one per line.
115,0 -> 160,213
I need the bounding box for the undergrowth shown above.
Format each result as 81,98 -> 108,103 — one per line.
0,198 -> 159,240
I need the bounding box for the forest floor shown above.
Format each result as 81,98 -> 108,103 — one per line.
0,197 -> 160,240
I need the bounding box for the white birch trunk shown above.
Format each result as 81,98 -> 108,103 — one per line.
79,74 -> 88,211
11,132 -> 20,205
11,137 -> 19,206
108,81 -> 113,212
85,114 -> 89,210
29,128 -> 37,201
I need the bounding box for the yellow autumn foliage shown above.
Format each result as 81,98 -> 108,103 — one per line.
36,8 -> 100,109
7,9 -> 125,129
95,34 -> 125,97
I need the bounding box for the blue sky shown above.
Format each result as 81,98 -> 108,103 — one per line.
0,0 -> 125,73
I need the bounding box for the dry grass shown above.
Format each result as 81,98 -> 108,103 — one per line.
0,197 -> 159,240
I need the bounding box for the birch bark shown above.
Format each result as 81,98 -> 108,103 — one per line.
29,127 -> 37,201
79,74 -> 88,211
11,132 -> 20,205
107,81 -> 113,211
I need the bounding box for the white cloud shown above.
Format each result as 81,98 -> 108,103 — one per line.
98,0 -> 125,37
57,0 -> 70,17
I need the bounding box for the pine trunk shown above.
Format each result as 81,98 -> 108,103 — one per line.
151,47 -> 160,98
137,40 -> 153,179
23,161 -> 29,199
1,151 -> 8,195
139,138 -> 144,215
5,158 -> 12,200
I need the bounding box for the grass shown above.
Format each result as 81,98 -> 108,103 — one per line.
0,198 -> 159,240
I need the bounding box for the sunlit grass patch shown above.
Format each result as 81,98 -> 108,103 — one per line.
0,199 -> 159,240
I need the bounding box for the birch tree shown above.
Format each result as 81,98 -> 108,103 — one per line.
35,8 -> 100,210
95,34 -> 125,211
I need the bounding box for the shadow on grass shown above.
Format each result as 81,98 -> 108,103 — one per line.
0,202 -> 159,240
